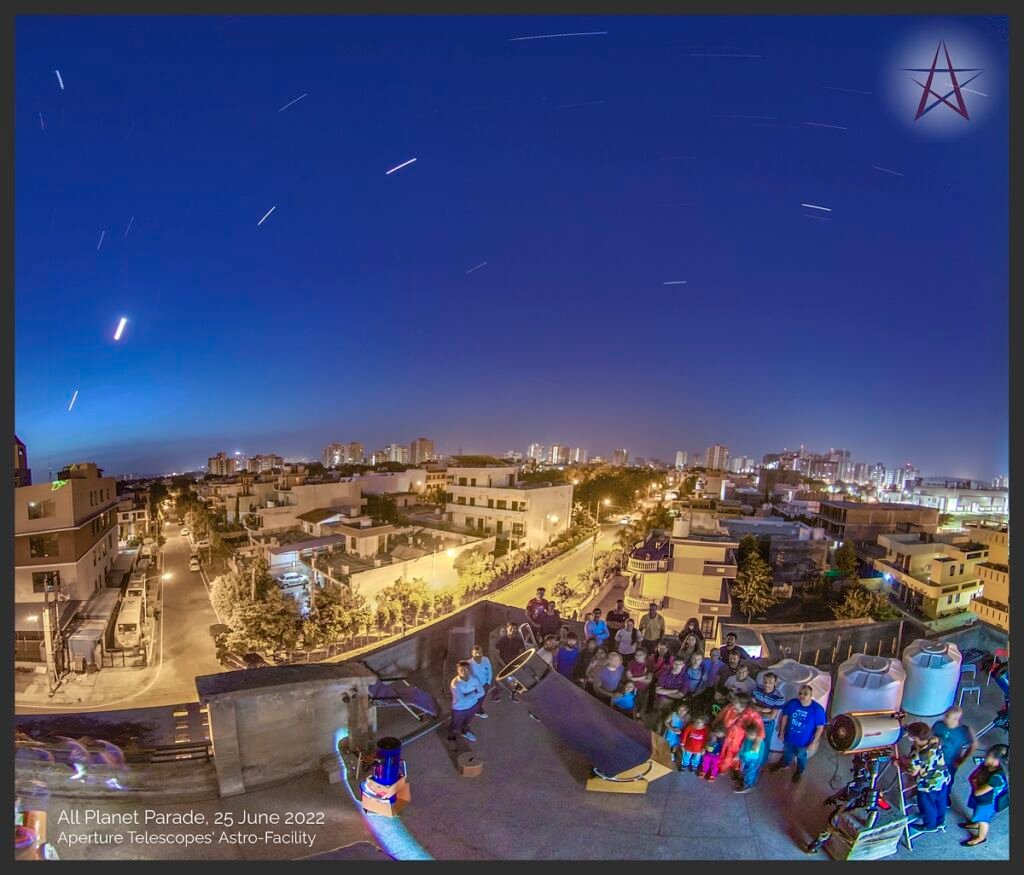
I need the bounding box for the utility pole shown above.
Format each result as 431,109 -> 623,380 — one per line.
250,564 -> 256,601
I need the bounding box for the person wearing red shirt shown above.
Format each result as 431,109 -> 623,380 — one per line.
680,715 -> 710,774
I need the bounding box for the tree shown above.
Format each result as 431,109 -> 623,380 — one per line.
551,575 -> 573,604
737,534 -> 760,567
733,550 -> 776,622
365,494 -> 406,526
148,482 -> 169,517
225,586 -> 301,653
832,585 -> 902,621
423,485 -> 447,508
834,542 -> 860,581
302,581 -> 371,646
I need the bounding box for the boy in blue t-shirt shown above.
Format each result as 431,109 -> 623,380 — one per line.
554,634 -> 581,679
771,684 -> 827,782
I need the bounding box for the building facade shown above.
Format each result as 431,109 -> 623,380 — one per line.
409,437 -> 435,465
323,442 -> 347,468
15,434 -> 31,487
570,447 -> 588,464
675,451 -> 687,469
815,500 -> 939,543
208,452 -> 236,476
445,464 -> 572,550
612,448 -> 629,467
964,521 -> 1009,632
348,442 -> 365,464
705,444 -> 730,471
248,454 -> 284,473
14,463 -> 119,667
527,443 -> 546,463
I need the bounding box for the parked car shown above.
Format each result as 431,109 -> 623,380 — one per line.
189,557 -> 201,572
278,571 -> 308,587
619,515 -> 632,525
181,527 -> 190,536
195,539 -> 210,549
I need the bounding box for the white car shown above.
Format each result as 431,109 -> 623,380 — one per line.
619,516 -> 632,525
189,557 -> 201,572
279,572 -> 308,587
181,527 -> 190,536
195,539 -> 210,549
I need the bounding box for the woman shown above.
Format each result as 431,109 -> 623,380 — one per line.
676,633 -> 704,665
645,642 -> 674,710
573,637 -> 599,687
716,692 -> 765,780
585,648 -> 609,695
680,618 -> 705,649
959,744 -> 1008,847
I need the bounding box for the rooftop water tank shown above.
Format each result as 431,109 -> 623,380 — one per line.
758,659 -> 833,752
831,654 -> 906,718
672,518 -> 690,538
901,640 -> 962,717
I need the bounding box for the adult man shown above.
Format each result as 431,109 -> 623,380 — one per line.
585,608 -> 610,648
906,722 -> 951,834
639,603 -> 665,646
536,634 -> 560,668
448,660 -> 485,743
467,644 -> 493,718
752,672 -> 785,769
526,588 -> 549,635
723,663 -> 757,697
606,599 -> 630,635
931,706 -> 978,804
494,622 -> 524,702
594,652 -> 626,702
772,684 -> 827,783
554,633 -> 581,679
715,650 -> 744,694
720,632 -> 749,662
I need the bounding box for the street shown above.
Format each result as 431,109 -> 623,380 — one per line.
15,522 -> 224,715
490,523 -> 624,617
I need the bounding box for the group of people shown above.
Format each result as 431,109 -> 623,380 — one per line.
449,593 -> 1008,849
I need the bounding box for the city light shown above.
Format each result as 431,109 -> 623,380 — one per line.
162,573 -> 172,581
446,549 -> 456,558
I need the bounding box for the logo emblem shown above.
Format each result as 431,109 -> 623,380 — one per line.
902,40 -> 983,121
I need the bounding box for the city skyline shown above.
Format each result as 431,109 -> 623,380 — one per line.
14,16 -> 1009,481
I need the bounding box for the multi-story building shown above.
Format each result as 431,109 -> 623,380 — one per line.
249,478 -> 365,534
248,454 -> 284,474
965,521 -> 1009,632
728,455 -> 755,475
348,442 -> 365,464
117,496 -> 151,544
548,444 -> 570,465
722,517 -> 828,587
815,500 -> 939,544
323,442 -> 347,468
899,482 -> 1009,517
409,437 -> 434,465
15,434 -> 31,487
623,514 -> 737,641
14,463 -> 119,668
503,450 -> 524,463
705,444 -> 729,472
527,443 -> 546,463
612,448 -> 629,467
675,451 -> 687,469
570,447 -> 588,465
445,463 -> 572,550
874,532 -> 989,620
992,474 -> 1009,490
387,443 -> 410,464
207,452 -> 236,476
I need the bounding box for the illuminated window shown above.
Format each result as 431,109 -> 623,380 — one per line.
29,534 -> 60,558
32,571 -> 59,593
27,499 -> 56,520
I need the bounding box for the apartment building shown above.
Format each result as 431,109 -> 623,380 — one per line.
705,444 -> 730,472
874,532 -> 989,620
612,449 -> 629,467
117,496 -> 151,543
445,464 -> 572,549
409,437 -> 435,465
623,514 -> 737,642
250,479 -> 365,533
323,442 -> 347,467
900,483 -> 1009,516
815,500 -> 939,544
965,521 -> 1010,633
207,452 -> 236,476
15,434 -> 31,487
14,463 -> 119,665
248,454 -> 284,473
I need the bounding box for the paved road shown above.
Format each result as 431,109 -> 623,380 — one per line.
16,523 -> 224,714
490,523 -> 624,617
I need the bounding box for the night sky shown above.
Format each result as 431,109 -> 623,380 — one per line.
15,16 -> 1008,477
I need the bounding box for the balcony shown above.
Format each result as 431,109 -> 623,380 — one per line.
701,559 -> 737,577
626,556 -> 669,574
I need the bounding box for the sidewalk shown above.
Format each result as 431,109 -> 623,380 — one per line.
15,662 -> 161,712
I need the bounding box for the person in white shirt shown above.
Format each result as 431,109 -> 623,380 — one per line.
615,618 -> 639,661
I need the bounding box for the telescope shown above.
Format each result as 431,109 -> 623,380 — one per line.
827,710 -> 905,754
496,647 -> 675,792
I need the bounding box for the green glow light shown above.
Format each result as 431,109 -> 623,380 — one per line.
51,480 -> 69,490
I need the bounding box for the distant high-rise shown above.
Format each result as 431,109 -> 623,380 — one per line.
14,434 -> 31,487
548,444 -> 570,465
323,442 -> 346,468
571,447 -> 588,464
248,454 -> 283,473
387,443 -> 410,464
675,450 -> 687,469
348,442 -> 364,464
612,448 -> 629,467
993,473 -> 1009,489
207,452 -> 236,476
705,444 -> 729,471
527,443 -> 546,462
409,437 -> 435,465
504,450 -> 524,463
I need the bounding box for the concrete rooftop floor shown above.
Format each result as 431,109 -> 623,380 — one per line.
388,668 -> 1009,861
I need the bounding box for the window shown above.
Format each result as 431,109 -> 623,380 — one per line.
29,534 -> 59,558
90,491 -> 95,507
497,500 -> 507,510
458,478 -> 467,486
955,593 -> 961,603
27,499 -> 56,520
959,564 -> 964,575
469,498 -> 475,506
487,499 -> 494,508
32,571 -> 59,593
471,478 -> 477,487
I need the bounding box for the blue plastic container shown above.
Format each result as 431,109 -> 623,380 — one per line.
372,737 -> 403,786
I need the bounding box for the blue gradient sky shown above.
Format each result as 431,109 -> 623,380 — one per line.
15,16 -> 1008,477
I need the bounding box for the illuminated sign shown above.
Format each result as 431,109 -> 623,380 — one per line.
51,480 -> 69,491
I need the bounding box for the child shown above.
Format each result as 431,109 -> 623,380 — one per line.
611,680 -> 638,718
700,728 -> 726,782
663,703 -> 691,765
679,715 -> 709,774
735,725 -> 763,794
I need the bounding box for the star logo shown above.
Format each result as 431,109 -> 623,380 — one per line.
902,40 -> 983,121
